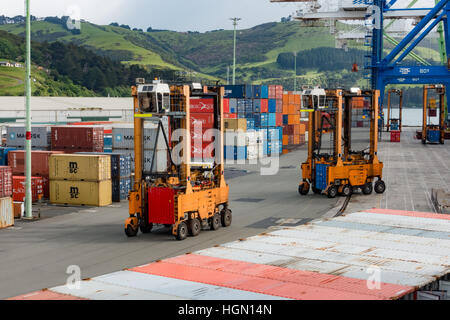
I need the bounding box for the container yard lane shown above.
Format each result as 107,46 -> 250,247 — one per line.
0,145 -> 338,300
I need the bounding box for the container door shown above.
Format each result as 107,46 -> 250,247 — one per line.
148,187 -> 176,225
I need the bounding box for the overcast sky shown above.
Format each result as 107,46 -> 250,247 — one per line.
0,0 -> 436,32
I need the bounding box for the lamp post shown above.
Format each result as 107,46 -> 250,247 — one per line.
230,18 -> 241,85
293,51 -> 298,92
24,0 -> 32,219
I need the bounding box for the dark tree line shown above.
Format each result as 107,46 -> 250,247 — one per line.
0,30 -> 178,95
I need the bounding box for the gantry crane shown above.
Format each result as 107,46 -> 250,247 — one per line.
271,0 -> 450,124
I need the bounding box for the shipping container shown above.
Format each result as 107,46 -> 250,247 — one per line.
112,177 -> 132,202
6,126 -> 51,148
260,85 -> 269,99
8,151 -> 63,176
268,114 -> 277,127
229,99 -> 237,113
190,97 -> 214,113
75,152 -> 132,179
0,197 -> 13,229
0,147 -> 17,166
0,166 -> 12,198
13,201 -> 23,219
268,99 -> 277,113
223,99 -> 230,114
51,126 -> 104,152
260,99 -> 268,113
223,113 -> 237,119
224,85 -> 244,99
49,154 -> 111,181
252,85 -> 261,99
113,149 -> 168,173
13,176 -> 43,202
112,121 -> 169,150
224,119 -> 247,131
50,180 -> 112,207
253,99 -> 261,113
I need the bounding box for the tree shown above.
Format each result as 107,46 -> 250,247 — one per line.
147,27 -> 152,32
109,22 -> 119,27
120,24 -> 131,30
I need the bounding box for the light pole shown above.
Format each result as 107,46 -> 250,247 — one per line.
293,51 -> 297,92
24,0 -> 32,219
230,18 -> 241,85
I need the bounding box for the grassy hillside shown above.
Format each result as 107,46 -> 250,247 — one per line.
0,18 -> 442,94
0,65 -> 97,96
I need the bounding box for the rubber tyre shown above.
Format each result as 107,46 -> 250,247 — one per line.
221,209 -> 232,227
298,182 -> 310,196
312,187 -> 322,195
374,180 -> 386,194
125,224 -> 138,237
139,222 -> 153,234
362,183 -> 373,195
188,219 -> 201,237
210,214 -> 221,231
176,222 -> 188,241
327,186 -> 338,199
342,185 -> 353,197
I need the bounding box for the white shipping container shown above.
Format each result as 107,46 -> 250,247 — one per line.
6,126 -> 50,148
0,197 -> 14,229
112,120 -> 169,150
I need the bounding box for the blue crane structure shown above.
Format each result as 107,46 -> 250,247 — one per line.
368,0 -> 450,119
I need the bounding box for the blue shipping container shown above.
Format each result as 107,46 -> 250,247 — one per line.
245,99 -> 254,113
112,177 -> 132,202
268,114 -> 277,127
253,85 -> 261,99
315,164 -> 329,191
261,85 -> 269,99
253,99 -> 261,113
224,85 -> 245,98
268,99 -> 277,113
244,85 -> 254,99
224,146 -> 235,160
246,118 -> 255,130
235,146 -> 247,160
427,130 -> 441,143
0,147 -> 17,166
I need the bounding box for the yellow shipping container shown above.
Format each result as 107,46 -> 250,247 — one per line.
224,119 -> 247,131
49,154 -> 111,181
50,180 -> 112,207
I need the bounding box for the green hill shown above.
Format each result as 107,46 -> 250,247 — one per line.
0,17 -> 442,95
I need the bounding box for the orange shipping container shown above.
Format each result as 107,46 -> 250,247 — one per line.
293,135 -> 301,145
288,115 -> 300,125
293,124 -> 300,135
299,123 -> 306,135
294,94 -> 301,105
282,94 -> 289,105
282,135 -> 289,146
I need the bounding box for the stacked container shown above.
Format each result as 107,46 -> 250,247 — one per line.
190,97 -> 216,163
112,122 -> 168,173
0,147 -> 16,166
8,150 -> 63,199
51,126 -> 104,153
0,166 -> 12,198
12,176 -> 44,202
223,84 -> 284,160
49,154 -> 112,207
75,152 -> 132,202
282,92 -> 308,149
6,125 -> 51,150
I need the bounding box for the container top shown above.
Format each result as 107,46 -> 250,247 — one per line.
12,208 -> 450,300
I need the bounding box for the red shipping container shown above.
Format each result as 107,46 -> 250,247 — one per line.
223,99 -> 230,114
268,85 -> 277,99
8,151 -> 63,176
283,125 -> 294,136
51,126 -> 104,152
12,176 -> 43,203
390,130 -> 401,143
190,98 -> 215,113
0,166 -> 12,198
276,114 -> 283,127
224,113 -> 237,119
191,142 -> 215,160
190,113 -> 214,130
261,99 -> 269,113
276,100 -> 283,113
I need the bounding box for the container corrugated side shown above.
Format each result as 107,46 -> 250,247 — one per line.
112,149 -> 167,173
6,126 -> 50,148
49,154 -> 111,181
50,180 -> 112,207
0,197 -> 14,229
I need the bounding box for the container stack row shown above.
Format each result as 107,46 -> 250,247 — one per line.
223,84 -> 285,160
281,92 -> 308,151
